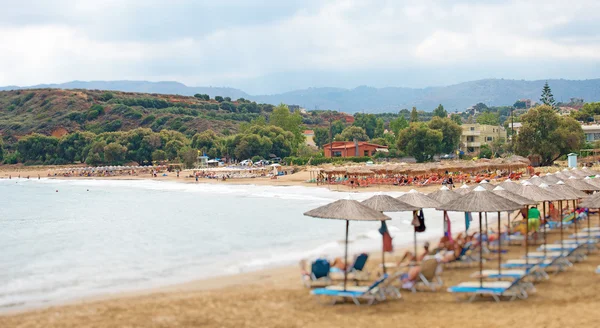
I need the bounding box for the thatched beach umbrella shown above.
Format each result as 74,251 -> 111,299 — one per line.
397,190 -> 441,262
565,176 -> 600,192
455,183 -> 472,195
361,195 -> 420,273
437,186 -> 522,286
580,193 -> 600,245
428,186 -> 460,243
583,176 -> 600,189
304,199 -> 390,290
499,179 -> 522,194
541,173 -> 561,185
528,175 -> 544,186
478,180 -> 496,191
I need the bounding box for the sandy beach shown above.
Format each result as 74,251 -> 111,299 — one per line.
2,165 -> 600,328
0,228 -> 598,328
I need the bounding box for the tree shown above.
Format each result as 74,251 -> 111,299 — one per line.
428,117 -> 462,154
389,114 -> 409,135
540,82 -> 557,109
335,126 -> 369,141
570,102 -> 600,122
410,107 -> 419,122
152,150 -> 167,162
313,127 -> 329,148
165,140 -> 185,161
103,142 -> 127,164
269,103 -> 304,153
479,144 -> 492,159
450,114 -> 462,125
0,139 -> 4,162
178,147 -> 198,168
513,100 -> 527,109
473,103 -> 488,112
191,130 -> 218,155
224,97 -> 232,102
432,104 -> 448,118
515,105 -> 584,166
397,123 -> 442,163
476,111 -> 500,125
215,96 -> 224,103
194,94 -> 209,101
353,113 -> 378,138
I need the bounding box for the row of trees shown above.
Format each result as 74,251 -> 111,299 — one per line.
5,104 -> 306,167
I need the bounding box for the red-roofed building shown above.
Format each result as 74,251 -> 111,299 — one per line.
323,141 -> 387,158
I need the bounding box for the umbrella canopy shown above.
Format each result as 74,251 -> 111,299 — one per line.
455,184 -> 472,195
397,189 -> 441,208
584,176 -> 600,189
580,193 -> 600,208
512,181 -> 561,202
492,186 -> 537,206
549,181 -> 587,199
528,175 -> 544,186
553,171 -> 571,181
304,199 -> 391,221
538,183 -> 570,201
570,169 -> 590,178
477,180 -> 496,191
564,176 -> 600,192
428,186 -> 460,205
436,186 -> 523,213
499,179 -> 522,194
361,195 -> 420,212
541,173 -> 560,185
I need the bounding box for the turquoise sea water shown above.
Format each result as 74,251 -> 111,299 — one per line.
0,178 -> 472,310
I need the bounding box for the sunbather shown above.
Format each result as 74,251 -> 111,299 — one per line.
396,242 -> 432,265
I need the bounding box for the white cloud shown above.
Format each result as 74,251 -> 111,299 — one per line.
1,0 -> 600,91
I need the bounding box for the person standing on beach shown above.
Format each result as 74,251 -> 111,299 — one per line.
528,206 -> 541,243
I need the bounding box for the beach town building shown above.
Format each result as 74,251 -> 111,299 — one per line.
582,124 -> 600,142
460,124 -> 506,154
303,130 -> 316,147
323,141 -> 388,158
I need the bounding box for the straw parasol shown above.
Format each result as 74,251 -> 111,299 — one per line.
397,189 -> 441,209
492,186 -> 537,206
428,186 -> 460,205
528,175 -> 544,186
549,181 -> 587,199
304,199 -> 390,290
477,180 -> 496,191
455,183 -> 472,195
437,186 -> 522,287
541,173 -> 560,185
361,195 -> 420,273
583,176 -> 600,189
564,176 -> 600,192
498,179 -> 522,194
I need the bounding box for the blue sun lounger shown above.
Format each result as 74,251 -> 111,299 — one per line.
311,274 -> 389,306
448,279 -> 527,302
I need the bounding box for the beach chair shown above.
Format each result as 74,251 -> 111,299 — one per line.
447,279 -> 528,302
470,269 -> 539,292
444,242 -> 482,267
330,253 -> 370,283
502,255 -> 570,277
326,271 -> 402,300
311,274 -> 389,306
300,259 -> 332,288
405,258 -> 444,292
583,227 -> 600,232
538,243 -> 587,262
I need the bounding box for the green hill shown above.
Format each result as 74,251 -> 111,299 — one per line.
0,88 -> 272,138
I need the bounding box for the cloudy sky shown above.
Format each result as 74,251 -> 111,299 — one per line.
2,0 -> 600,94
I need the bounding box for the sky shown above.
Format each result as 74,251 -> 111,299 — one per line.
2,0 -> 600,94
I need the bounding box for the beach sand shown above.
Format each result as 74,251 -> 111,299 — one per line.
0,165 -> 445,193
1,227 -> 598,328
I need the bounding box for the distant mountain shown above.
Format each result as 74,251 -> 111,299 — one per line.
0,80 -> 251,100
3,78 -> 600,113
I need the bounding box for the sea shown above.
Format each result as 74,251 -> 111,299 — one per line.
0,178 -> 479,310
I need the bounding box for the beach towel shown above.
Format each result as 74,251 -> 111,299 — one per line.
465,212 -> 472,231
415,209 -> 426,233
444,212 -> 453,242
379,221 -> 394,252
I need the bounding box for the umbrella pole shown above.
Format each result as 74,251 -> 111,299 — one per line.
560,200 -> 564,254
485,212 -> 489,250
573,200 -> 579,245
478,212 -> 483,288
543,201 -> 547,258
587,205 -> 592,255
497,211 -> 501,279
525,205 -> 529,266
382,237 -> 386,275
413,211 -> 418,266
344,220 -> 349,291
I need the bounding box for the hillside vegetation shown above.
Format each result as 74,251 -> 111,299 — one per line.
0,88 -> 273,138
